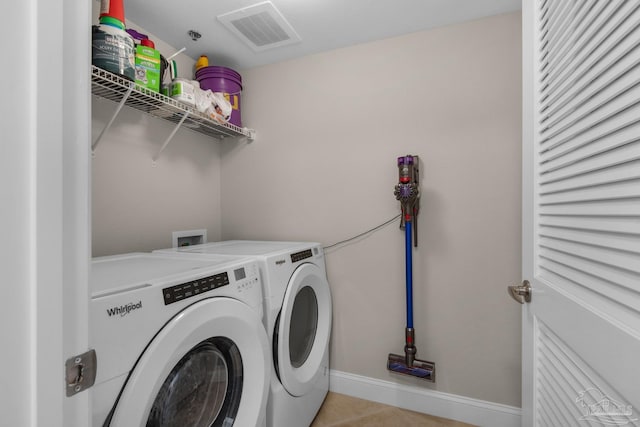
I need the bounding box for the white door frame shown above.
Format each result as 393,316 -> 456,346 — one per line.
0,0 -> 91,425
521,1 -> 536,426
61,0 -> 92,424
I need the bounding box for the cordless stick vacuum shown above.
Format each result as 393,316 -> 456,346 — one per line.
387,155 -> 435,381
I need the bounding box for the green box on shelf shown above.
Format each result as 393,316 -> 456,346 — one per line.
134,44 -> 161,92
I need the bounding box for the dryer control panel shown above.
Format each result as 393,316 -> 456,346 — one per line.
291,249 -> 313,263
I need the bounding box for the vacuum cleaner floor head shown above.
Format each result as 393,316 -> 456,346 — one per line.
387,353 -> 435,382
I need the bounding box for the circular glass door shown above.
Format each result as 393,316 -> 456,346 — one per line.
289,286 -> 318,368
275,263 -> 332,397
146,337 -> 242,427
109,297 -> 270,427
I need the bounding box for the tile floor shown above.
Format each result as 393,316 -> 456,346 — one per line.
310,392 -> 477,427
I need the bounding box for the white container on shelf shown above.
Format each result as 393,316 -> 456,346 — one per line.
170,78 -> 198,106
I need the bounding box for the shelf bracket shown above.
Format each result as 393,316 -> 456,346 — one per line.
245,128 -> 257,142
92,83 -> 134,152
153,111 -> 190,162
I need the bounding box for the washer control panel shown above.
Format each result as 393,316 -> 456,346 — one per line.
162,272 -> 229,305
235,264 -> 259,293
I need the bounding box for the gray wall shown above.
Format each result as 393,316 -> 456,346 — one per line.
92,12 -> 522,407
91,101 -> 222,255
221,12 -> 522,406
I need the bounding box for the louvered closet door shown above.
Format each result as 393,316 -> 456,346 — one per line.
522,1 -> 640,426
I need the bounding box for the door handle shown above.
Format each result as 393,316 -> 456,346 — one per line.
508,280 -> 531,304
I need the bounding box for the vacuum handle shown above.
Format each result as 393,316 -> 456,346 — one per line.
405,219 -> 414,329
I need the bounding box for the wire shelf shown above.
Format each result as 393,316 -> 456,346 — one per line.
91,65 -> 254,141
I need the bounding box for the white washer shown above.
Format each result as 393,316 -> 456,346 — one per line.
90,252 -> 270,427
155,241 -> 332,427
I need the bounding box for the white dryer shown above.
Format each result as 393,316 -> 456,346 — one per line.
155,241 -> 332,427
90,252 -> 270,427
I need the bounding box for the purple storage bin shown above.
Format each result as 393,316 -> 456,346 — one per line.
195,66 -> 243,127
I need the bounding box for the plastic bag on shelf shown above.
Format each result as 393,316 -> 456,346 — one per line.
194,88 -> 232,124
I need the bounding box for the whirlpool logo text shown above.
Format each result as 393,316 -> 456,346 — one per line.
106,301 -> 143,317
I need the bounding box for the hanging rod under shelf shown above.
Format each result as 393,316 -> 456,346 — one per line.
90,65 -> 255,147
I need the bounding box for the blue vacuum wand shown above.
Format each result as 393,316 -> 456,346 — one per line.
388,155 -> 435,381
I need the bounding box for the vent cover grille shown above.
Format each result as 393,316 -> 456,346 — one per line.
218,1 -> 301,51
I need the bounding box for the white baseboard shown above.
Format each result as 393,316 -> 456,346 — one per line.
329,370 -> 522,427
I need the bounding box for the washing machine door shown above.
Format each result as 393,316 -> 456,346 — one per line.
276,262 -> 332,397
108,297 -> 269,427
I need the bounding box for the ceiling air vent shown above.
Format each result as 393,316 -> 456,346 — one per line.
217,1 -> 301,52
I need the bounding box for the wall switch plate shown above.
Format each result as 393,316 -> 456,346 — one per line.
172,229 -> 207,248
